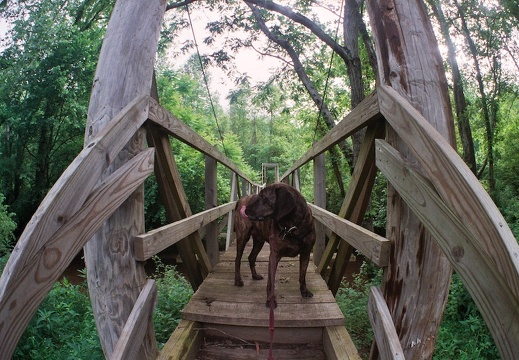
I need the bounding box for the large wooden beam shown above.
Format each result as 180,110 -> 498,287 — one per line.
368,287 -> 405,360
134,202 -> 236,261
83,0 -> 165,357
0,147 -> 154,357
148,98 -> 255,185
317,122 -> 384,294
376,139 -> 519,359
367,0 -> 455,357
378,84 -> 519,300
112,279 -> 158,360
308,204 -> 390,267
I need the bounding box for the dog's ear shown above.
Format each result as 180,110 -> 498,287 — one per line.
274,186 -> 296,222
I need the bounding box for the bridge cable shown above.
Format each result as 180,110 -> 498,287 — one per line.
312,0 -> 345,144
185,4 -> 228,156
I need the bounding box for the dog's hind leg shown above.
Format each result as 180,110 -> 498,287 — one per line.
248,237 -> 265,280
234,234 -> 249,287
298,251 -> 313,298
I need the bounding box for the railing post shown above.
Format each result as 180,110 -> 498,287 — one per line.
313,152 -> 326,265
205,156 -> 219,267
225,172 -> 238,250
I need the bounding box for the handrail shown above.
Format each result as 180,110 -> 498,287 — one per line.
148,97 -> 259,187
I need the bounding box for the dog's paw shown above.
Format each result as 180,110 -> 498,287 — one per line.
252,274 -> 264,280
301,289 -> 313,298
235,280 -> 244,287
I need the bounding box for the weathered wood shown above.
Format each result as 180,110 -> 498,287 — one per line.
378,84 -> 519,300
368,287 -> 405,360
322,326 -> 361,360
181,242 -> 344,329
148,98 -> 255,184
83,0 -> 165,357
205,156 -> 219,267
225,172 -> 238,250
313,152 -> 326,265
322,122 -> 384,293
134,202 -> 236,261
376,139 -> 519,359
367,1 -> 455,357
0,143 -> 154,358
112,279 -> 157,360
308,204 -> 390,267
158,320 -> 202,360
281,91 -> 381,180
146,124 -> 209,289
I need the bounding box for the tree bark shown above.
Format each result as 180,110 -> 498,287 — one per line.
367,0 -> 454,358
83,0 -> 165,358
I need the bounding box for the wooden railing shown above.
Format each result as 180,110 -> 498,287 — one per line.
279,85 -> 519,360
0,93 -> 259,359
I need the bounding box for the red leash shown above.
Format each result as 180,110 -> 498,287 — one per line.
268,303 -> 275,360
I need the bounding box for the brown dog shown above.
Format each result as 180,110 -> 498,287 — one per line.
234,182 -> 316,308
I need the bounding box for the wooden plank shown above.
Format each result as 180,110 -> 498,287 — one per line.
146,124 -> 209,289
205,156 -> 219,267
0,149 -> 155,356
281,91 -> 381,180
313,152 -> 326,265
0,95 -> 150,301
320,122 -> 384,294
134,202 -> 236,261
112,279 -> 157,360
322,326 -> 360,360
308,204 -> 390,267
148,98 -> 255,185
376,139 -> 519,359
225,173 -> 238,250
368,287 -> 405,360
158,320 -> 202,360
183,300 -> 344,328
378,84 -> 519,301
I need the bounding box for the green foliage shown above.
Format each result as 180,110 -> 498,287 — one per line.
152,257 -> 193,347
434,274 -> 499,359
13,279 -> 103,360
335,261 -> 382,356
0,193 -> 16,260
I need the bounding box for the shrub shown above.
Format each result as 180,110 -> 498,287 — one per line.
434,274 -> 499,359
152,256 -> 194,347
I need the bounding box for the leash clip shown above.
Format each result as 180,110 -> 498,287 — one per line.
282,226 -> 297,240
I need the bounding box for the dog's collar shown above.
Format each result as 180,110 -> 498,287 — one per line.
279,207 -> 308,241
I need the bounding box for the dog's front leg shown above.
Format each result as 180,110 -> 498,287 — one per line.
299,251 -> 313,298
266,249 -> 280,308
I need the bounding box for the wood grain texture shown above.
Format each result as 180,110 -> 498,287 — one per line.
367,1 -> 456,357
308,204 -> 390,267
148,98 -> 255,185
112,279 -> 157,360
376,140 -> 519,359
157,320 -> 202,360
368,287 -> 405,360
281,91 -> 381,180
0,148 -> 154,357
83,0 -> 166,357
134,202 -> 236,261
323,326 -> 361,360
182,242 -> 344,329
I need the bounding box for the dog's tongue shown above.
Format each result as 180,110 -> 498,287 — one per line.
239,205 -> 249,219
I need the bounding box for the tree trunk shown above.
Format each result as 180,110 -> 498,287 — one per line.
367,0 -> 454,358
83,0 -> 165,358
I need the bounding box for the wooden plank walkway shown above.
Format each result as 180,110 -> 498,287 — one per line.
181,241 -> 344,344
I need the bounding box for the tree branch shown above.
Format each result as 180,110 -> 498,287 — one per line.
166,0 -> 197,11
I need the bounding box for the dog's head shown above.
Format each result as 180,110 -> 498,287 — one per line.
244,183 -> 297,222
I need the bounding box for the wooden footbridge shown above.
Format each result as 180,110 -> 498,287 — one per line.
1,1 -> 519,359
